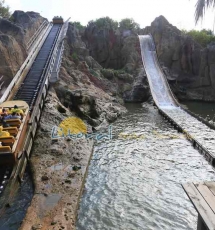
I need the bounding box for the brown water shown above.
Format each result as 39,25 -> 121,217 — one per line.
76,103 -> 215,230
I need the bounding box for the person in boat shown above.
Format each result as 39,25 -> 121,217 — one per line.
0,116 -> 10,127
1,108 -> 8,117
11,105 -> 24,116
8,107 -> 12,114
0,126 -> 10,137
5,112 -> 21,120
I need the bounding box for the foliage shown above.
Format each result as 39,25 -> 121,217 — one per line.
201,29 -> 213,35
119,18 -> 140,31
101,68 -> 114,79
88,17 -> 118,30
70,21 -> 85,30
182,29 -> 215,47
87,17 -> 141,33
113,69 -> 126,75
71,52 -> 79,62
195,0 -> 215,23
101,68 -> 133,82
0,0 -> 10,18
89,69 -> 99,78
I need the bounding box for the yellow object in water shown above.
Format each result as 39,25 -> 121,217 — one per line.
58,117 -> 87,136
0,126 -> 10,137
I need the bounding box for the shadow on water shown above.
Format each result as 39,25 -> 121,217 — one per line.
182,101 -> 215,120
76,102 -> 215,230
0,168 -> 34,230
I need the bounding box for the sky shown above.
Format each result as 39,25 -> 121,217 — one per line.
4,0 -> 215,31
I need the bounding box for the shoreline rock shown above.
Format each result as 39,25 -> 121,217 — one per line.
20,89 -> 125,230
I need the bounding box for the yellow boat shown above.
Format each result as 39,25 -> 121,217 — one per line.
0,101 -> 29,165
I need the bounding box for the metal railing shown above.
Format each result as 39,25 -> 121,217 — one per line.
0,23 -> 63,207
27,20 -> 49,51
49,18 -> 70,82
0,23 -> 52,104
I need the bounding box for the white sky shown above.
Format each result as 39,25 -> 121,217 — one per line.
4,0 -> 215,31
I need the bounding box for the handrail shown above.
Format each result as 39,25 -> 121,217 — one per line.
29,25 -> 62,122
0,24 -> 62,207
49,18 -> 70,82
0,23 -> 52,104
27,20 -> 49,50
27,25 -> 62,109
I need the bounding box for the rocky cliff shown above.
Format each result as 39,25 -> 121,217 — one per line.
142,16 -> 215,101
81,22 -> 150,102
78,16 -> 215,102
0,11 -> 47,92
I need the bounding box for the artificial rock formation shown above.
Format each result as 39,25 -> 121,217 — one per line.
81,22 -> 150,102
142,16 -> 215,100
0,11 -> 46,92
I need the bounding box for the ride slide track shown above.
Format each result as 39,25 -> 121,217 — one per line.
139,35 -> 215,166
0,23 -> 62,209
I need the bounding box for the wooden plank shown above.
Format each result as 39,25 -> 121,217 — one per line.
204,182 -> 215,197
195,183 -> 215,214
182,183 -> 215,230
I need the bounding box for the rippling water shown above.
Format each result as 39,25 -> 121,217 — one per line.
77,103 -> 215,230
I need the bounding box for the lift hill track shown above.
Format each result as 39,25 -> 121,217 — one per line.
0,17 -> 68,210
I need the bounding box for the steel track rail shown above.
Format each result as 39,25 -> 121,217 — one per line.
0,24 -> 63,211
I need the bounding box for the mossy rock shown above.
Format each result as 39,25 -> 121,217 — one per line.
101,69 -> 115,79
116,73 -> 133,83
123,83 -> 132,92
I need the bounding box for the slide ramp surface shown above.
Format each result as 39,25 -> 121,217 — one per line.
139,35 -> 215,163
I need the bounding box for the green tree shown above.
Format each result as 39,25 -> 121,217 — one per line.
88,17 -> 118,30
0,0 -> 10,18
201,29 -> 213,35
119,18 -> 140,31
70,21 -> 85,30
182,29 -> 215,47
195,0 -> 215,23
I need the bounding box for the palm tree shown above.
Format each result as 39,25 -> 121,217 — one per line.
195,0 -> 215,23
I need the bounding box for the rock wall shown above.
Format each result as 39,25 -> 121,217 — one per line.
0,11 -> 47,93
11,11 -> 47,45
142,16 -> 215,101
55,23 -> 127,127
80,23 -> 150,102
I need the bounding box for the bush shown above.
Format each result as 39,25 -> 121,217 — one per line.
119,18 -> 140,31
182,29 -> 215,47
89,69 -> 99,78
101,69 -> 115,79
70,21 -> 85,30
0,0 -> 10,18
113,69 -> 126,75
88,17 -> 118,30
71,52 -> 79,62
